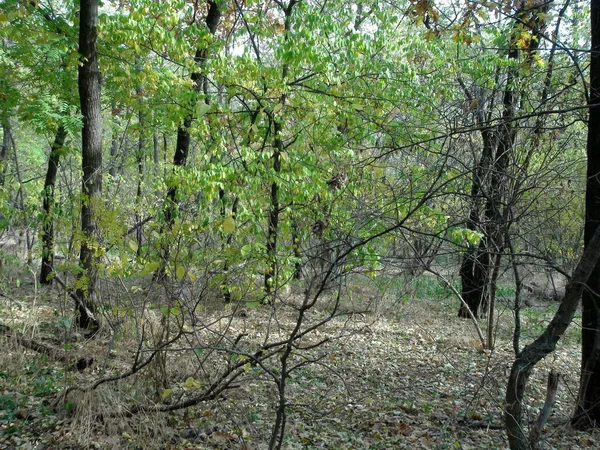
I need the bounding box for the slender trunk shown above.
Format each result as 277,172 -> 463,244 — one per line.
136,106 -> 145,255
265,121 -> 282,296
109,106 -> 120,178
153,130 -> 159,166
573,0 -> 600,429
292,220 -> 302,280
264,1 -> 295,300
10,126 -> 33,265
75,0 -> 102,331
0,119 -> 11,187
220,189 -> 238,303
40,125 -> 67,284
458,16 -> 520,321
458,132 -> 494,319
158,0 -> 221,279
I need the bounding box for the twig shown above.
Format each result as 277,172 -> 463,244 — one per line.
530,370 -> 560,449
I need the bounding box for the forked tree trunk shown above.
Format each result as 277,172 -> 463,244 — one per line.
505,227 -> 600,450
75,0 -> 102,330
40,125 -> 67,284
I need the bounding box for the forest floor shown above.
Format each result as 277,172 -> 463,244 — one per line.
0,274 -> 598,450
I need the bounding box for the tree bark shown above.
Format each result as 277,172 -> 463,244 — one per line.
135,98 -> 145,255
40,125 -> 67,284
573,0 -> 600,429
75,0 -> 102,330
458,4 -> 532,321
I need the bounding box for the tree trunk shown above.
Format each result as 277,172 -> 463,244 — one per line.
264,1 -> 295,300
75,0 -> 102,331
264,121 -> 282,296
573,0 -> 600,429
458,10 -> 521,321
109,105 -> 120,178
135,104 -> 145,255
0,119 -> 11,187
40,125 -> 67,284
505,227 -> 600,450
158,0 -> 221,279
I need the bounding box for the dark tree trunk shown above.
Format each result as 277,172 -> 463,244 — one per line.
75,0 -> 102,330
153,130 -> 160,165
573,0 -> 600,429
264,121 -> 282,296
135,106 -> 145,255
109,105 -> 120,178
264,2 -> 295,300
292,220 -> 302,280
161,0 -> 221,228
458,10 -> 521,320
40,125 -> 67,285
458,130 -> 494,319
0,119 -> 11,187
458,244 -> 487,318
219,189 -> 238,303
156,1 -> 220,280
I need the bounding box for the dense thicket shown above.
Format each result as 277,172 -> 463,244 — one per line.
0,0 -> 597,448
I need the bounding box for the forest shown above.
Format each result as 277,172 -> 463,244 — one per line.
1,0 -> 600,448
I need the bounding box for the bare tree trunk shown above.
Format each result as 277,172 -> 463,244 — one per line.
264,120 -> 282,297
75,0 -> 102,331
40,125 -> 67,284
573,0 -> 600,429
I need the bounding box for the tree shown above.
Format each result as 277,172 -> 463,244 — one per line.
458,1 -> 550,323
40,125 -> 67,284
504,226 -> 600,449
75,0 -> 102,330
157,0 -> 221,278
573,0 -> 600,429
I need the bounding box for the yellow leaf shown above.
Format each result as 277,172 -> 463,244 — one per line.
222,216 -> 236,233
183,376 -> 202,390
175,266 -> 185,280
161,389 -> 173,399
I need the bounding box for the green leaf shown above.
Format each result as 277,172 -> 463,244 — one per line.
195,103 -> 211,118
140,261 -> 160,276
175,265 -> 185,279
127,240 -> 138,253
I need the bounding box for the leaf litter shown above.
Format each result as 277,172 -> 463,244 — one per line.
0,286 -> 598,449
